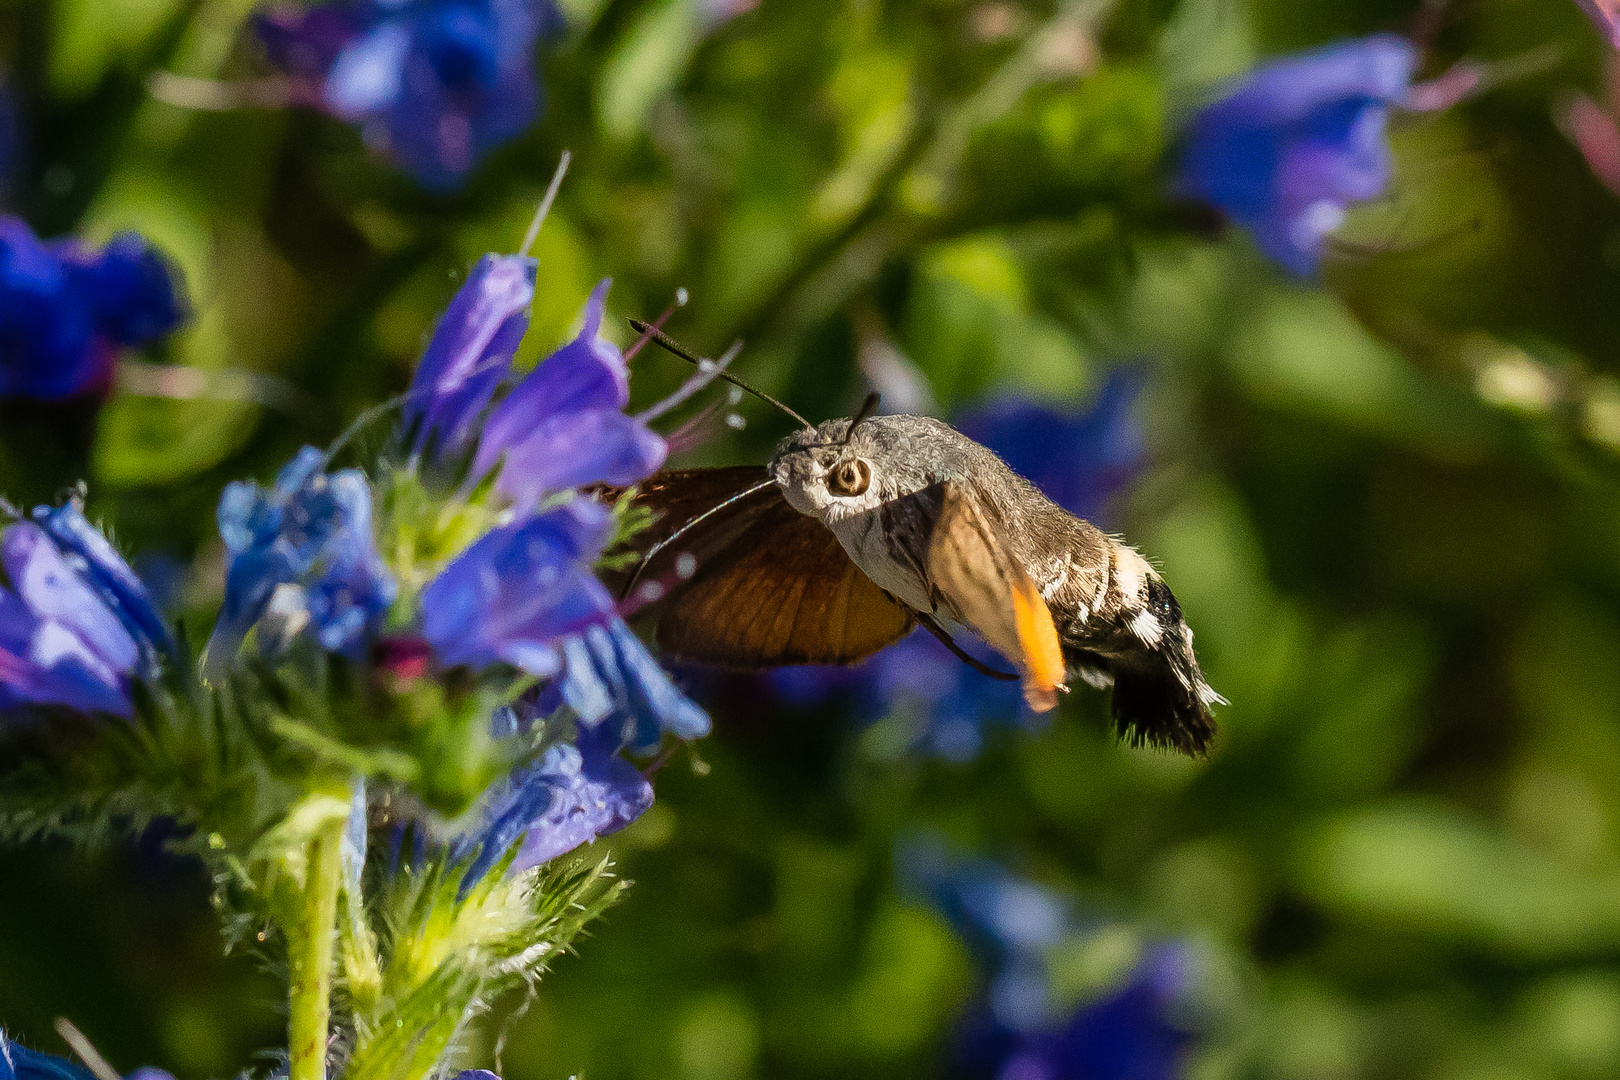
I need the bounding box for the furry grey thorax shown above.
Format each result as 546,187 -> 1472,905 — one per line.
769,413 -> 1220,752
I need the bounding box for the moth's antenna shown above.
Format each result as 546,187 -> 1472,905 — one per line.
628,319 -> 814,430
840,391 -> 882,445
624,288 -> 689,362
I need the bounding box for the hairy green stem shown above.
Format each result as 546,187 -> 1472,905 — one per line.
288,816 -> 345,1080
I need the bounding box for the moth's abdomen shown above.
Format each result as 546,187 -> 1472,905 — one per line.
1102,577 -> 1219,755
1050,538 -> 1221,756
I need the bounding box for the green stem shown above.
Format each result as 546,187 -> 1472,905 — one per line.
288,816 -> 345,1080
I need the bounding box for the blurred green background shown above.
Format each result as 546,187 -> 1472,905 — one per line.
8,0 -> 1620,1078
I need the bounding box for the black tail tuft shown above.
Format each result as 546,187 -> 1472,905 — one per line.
1108,578 -> 1219,756
1110,662 -> 1216,756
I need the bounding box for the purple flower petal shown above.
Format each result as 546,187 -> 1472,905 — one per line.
1178,35 -> 1417,275
0,218 -> 99,401
33,500 -> 175,661
0,523 -> 138,718
405,252 -> 537,465
472,278 -> 630,484
58,233 -> 187,348
324,20 -> 412,119
0,217 -> 185,401
556,619 -> 710,750
0,1036 -> 97,1080
257,0 -> 561,191
420,499 -> 618,674
493,408 -> 668,509
457,721 -> 653,886
255,2 -> 374,81
376,0 -> 551,191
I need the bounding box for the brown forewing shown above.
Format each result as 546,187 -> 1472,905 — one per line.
617,467 -> 916,667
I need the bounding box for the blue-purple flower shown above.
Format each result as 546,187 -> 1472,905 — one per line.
1178,36 -> 1417,276
953,946 -> 1200,1080
0,517 -> 153,719
255,0 -> 562,191
471,278 -> 667,509
901,843 -> 1204,1080
0,1038 -> 94,1080
457,720 -> 653,885
551,618 -> 710,749
35,500 -> 176,663
899,839 -> 1069,1029
0,1035 -> 176,1080
206,446 -> 397,676
420,499 -> 709,748
404,252 -> 536,465
421,498 -> 617,675
0,217 -> 186,401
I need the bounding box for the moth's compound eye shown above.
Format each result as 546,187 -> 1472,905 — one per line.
827,457 -> 871,497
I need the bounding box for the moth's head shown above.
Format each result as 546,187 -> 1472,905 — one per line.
770,414 -> 947,520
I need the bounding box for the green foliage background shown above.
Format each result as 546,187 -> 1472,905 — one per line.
6,0 -> 1620,1078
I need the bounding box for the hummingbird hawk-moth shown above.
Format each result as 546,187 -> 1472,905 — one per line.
612,326 -> 1222,757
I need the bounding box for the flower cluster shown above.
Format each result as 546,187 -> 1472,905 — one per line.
0,216 -> 716,1080
900,841 -> 1205,1080
255,0 -> 562,191
0,218 -> 186,401
200,234 -> 707,875
770,369 -> 1144,759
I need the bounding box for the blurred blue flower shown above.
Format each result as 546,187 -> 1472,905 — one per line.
956,368 -> 1145,521
35,500 -> 176,664
207,446 -> 397,676
0,1036 -> 176,1080
0,520 -> 140,718
1178,35 -> 1417,276
472,279 -> 667,508
421,497 -> 618,674
457,720 -> 653,885
770,373 -> 1145,758
899,838 -> 1068,1030
900,843 -> 1204,1080
954,946 -> 1200,1080
255,0 -> 563,191
404,252 -> 536,465
776,629 -> 1027,760
0,217 -> 186,401
62,234 -> 189,349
